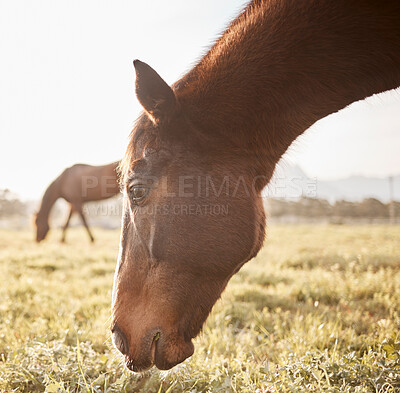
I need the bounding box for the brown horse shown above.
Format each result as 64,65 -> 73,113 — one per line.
35,161 -> 120,242
111,0 -> 400,371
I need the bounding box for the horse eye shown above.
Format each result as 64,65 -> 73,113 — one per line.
130,186 -> 148,203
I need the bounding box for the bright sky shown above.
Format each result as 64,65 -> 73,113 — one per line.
1,0 -> 399,200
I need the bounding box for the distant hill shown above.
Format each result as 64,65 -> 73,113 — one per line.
266,164 -> 400,202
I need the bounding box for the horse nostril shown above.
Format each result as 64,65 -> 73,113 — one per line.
111,324 -> 129,355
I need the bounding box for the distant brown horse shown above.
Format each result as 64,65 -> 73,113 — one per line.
111,0 -> 400,371
35,162 -> 120,242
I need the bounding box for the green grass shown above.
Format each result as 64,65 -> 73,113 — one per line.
0,225 -> 400,392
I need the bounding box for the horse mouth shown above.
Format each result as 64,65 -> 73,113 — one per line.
124,332 -> 159,373
124,331 -> 194,372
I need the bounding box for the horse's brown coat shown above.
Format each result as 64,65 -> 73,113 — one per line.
111,0 -> 400,371
35,162 -> 120,242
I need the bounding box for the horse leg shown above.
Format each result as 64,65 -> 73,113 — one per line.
61,205 -> 74,243
77,205 -> 95,243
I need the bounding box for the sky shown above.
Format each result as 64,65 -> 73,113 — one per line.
1,0 -> 399,200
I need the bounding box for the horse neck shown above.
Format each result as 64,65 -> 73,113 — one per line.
176,0 -> 400,178
37,179 -> 60,223
103,161 -> 120,195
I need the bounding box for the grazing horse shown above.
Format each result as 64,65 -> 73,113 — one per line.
111,0 -> 400,371
35,162 -> 120,242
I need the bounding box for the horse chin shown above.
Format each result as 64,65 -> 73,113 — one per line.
153,333 -> 195,370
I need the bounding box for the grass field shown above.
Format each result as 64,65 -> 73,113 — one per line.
0,225 -> 399,392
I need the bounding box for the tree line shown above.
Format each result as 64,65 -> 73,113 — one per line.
1,189 -> 399,220
0,189 -> 26,218
268,197 -> 400,218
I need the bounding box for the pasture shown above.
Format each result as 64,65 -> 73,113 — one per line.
0,225 -> 399,392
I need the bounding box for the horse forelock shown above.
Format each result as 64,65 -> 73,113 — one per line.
118,114 -> 160,185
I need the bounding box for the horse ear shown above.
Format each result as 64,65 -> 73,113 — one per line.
133,60 -> 178,124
